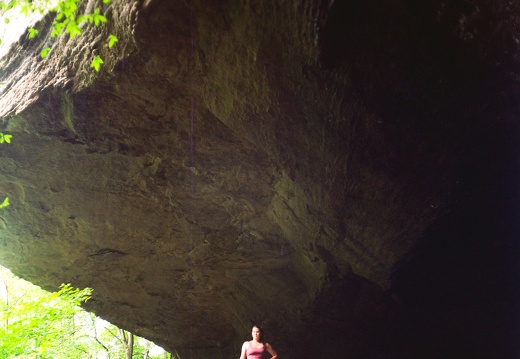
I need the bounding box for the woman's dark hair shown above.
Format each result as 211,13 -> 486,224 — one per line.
252,324 -> 264,342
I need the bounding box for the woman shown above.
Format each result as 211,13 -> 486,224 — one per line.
239,325 -> 278,359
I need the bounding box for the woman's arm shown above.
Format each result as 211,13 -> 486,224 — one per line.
265,343 -> 278,359
239,341 -> 248,359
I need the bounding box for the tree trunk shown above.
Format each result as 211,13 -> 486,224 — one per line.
120,329 -> 134,359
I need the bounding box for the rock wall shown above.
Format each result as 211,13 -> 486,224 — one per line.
0,0 -> 518,358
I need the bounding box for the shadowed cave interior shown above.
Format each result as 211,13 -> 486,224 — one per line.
0,0 -> 519,358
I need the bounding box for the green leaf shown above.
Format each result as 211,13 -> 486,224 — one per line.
20,3 -> 30,16
91,55 -> 104,71
0,197 -> 9,209
108,34 -> 118,48
92,8 -> 107,26
4,134 -> 12,143
51,21 -> 66,37
66,21 -> 81,38
28,28 -> 39,39
94,14 -> 107,26
41,47 -> 51,58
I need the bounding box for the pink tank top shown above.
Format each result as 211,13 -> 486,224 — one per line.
246,340 -> 266,359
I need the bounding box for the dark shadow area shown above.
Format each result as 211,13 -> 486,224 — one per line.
390,120 -> 520,358
320,0 -> 491,124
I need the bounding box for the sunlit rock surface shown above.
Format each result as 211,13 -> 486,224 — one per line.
0,0 -> 519,358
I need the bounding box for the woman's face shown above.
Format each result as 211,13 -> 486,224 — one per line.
251,326 -> 262,341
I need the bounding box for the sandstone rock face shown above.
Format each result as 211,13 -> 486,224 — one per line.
0,0 -> 518,358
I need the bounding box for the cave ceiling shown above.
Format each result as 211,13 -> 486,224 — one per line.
0,0 -> 519,358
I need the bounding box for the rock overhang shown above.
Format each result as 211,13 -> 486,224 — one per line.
0,0 -> 518,357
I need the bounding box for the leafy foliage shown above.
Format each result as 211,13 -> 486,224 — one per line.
0,268 -> 170,358
41,46 -> 51,58
0,197 -> 9,209
0,281 -> 94,358
0,132 -> 12,144
91,54 -> 104,72
1,0 -> 119,70
108,33 -> 118,48
28,27 -> 39,39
